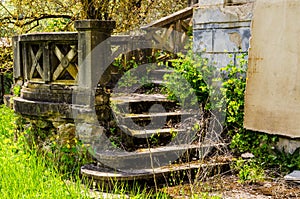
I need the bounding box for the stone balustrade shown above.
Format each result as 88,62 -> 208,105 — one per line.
12,20 -> 115,123
11,20 -> 151,140
13,32 -> 78,85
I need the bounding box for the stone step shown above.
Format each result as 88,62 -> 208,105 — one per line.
148,69 -> 173,81
81,157 -> 232,181
14,97 -> 72,118
21,86 -> 73,103
115,110 -> 198,128
110,93 -> 178,114
151,80 -> 165,85
110,93 -> 170,104
111,68 -> 170,94
93,143 -> 227,170
121,111 -> 196,119
119,125 -> 185,138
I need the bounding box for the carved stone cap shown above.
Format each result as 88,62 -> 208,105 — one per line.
75,20 -> 116,33
15,32 -> 78,42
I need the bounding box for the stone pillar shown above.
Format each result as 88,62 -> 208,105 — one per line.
74,20 -> 115,107
73,20 -> 116,151
75,20 -> 116,90
12,36 -> 22,81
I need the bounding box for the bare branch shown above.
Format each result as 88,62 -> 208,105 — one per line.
22,14 -> 74,27
0,14 -> 74,28
0,2 -> 14,18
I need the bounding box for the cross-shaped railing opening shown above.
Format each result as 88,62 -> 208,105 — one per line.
52,44 -> 78,82
28,44 -> 44,80
14,33 -> 79,85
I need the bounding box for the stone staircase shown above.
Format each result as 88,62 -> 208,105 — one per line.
81,67 -> 230,181
10,17 -> 231,185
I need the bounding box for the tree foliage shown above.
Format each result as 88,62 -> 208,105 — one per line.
0,0 -> 187,34
0,0 -> 188,101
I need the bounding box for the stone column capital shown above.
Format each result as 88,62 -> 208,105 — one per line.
74,20 -> 116,33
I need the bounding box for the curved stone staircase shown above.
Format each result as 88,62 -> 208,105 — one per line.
81,66 -> 230,182
9,14 -> 231,185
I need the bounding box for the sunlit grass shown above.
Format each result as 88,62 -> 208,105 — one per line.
0,105 -> 204,198
0,106 -> 89,199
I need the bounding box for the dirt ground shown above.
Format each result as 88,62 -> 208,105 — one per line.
162,174 -> 300,199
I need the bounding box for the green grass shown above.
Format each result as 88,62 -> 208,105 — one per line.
0,105 -> 211,198
0,106 -> 172,198
0,106 -> 89,198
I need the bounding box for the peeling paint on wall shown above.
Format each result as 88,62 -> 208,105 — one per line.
228,32 -> 242,49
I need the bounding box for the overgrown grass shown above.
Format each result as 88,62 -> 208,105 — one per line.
0,106 -> 90,198
0,106 -> 176,198
0,105 -> 225,198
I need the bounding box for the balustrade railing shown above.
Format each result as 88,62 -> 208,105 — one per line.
13,32 -> 78,85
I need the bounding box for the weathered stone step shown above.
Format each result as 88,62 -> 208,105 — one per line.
119,125 -> 185,138
115,110 -> 198,128
111,93 -> 178,114
148,69 -> 173,81
14,97 -> 72,118
150,80 -> 166,85
110,93 -> 171,104
121,111 -> 196,119
93,143 -> 227,170
21,86 -> 73,103
81,157 -> 231,181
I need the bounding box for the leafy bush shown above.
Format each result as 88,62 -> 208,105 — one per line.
163,48 -> 300,181
219,54 -> 281,167
219,54 -> 247,134
163,50 -> 214,109
234,158 -> 265,184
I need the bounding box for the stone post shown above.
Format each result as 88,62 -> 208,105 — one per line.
73,20 -> 116,147
75,20 -> 115,89
12,36 -> 21,81
74,20 -> 115,106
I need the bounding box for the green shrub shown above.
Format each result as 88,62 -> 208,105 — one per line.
234,158 -> 265,184
219,55 -> 282,168
163,50 -> 214,109
163,49 -> 300,181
